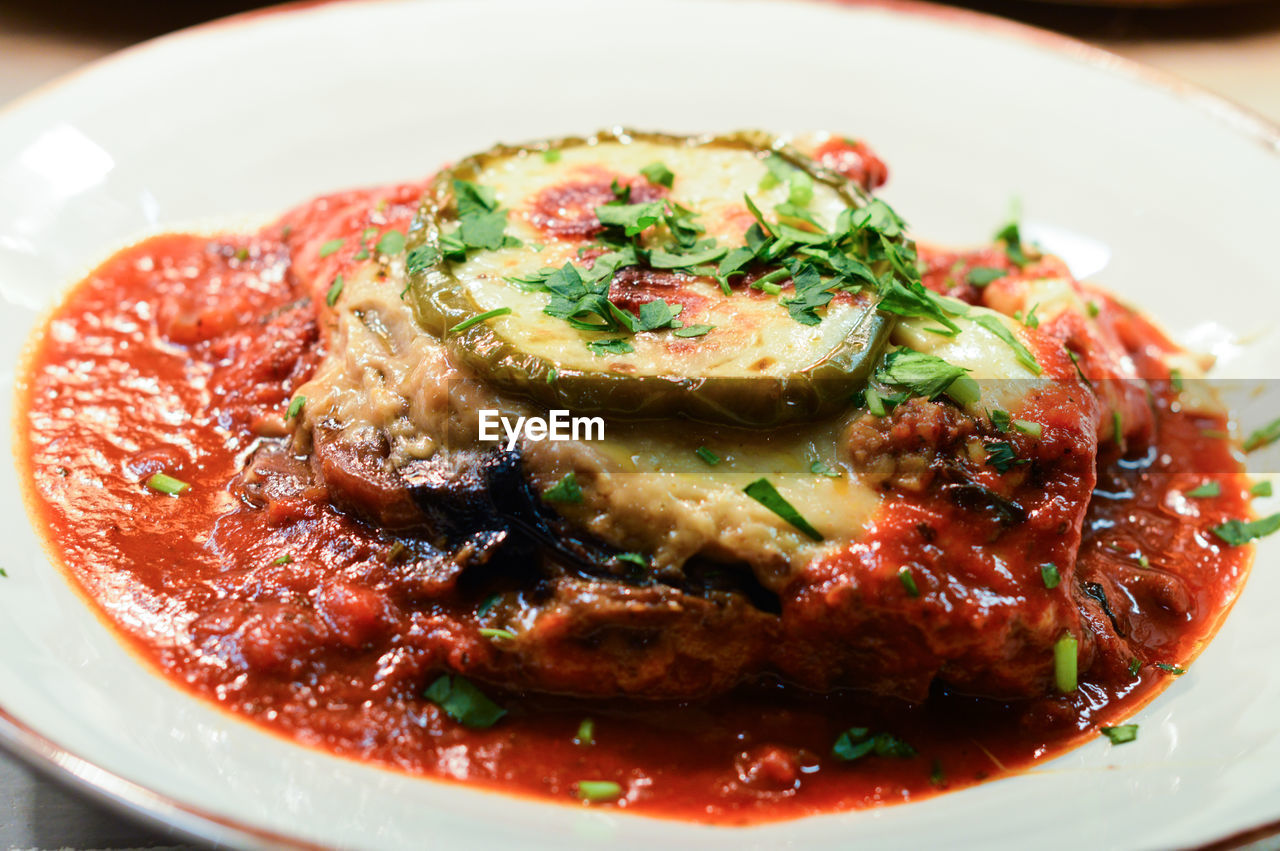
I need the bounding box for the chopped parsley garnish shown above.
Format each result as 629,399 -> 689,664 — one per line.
1127,657 -> 1142,677
1041,563 -> 1061,589
898,566 -> 920,597
325,274 -> 344,307
543,472 -> 584,504
966,266 -> 1006,287
743,478 -> 823,541
1155,662 -> 1186,675
985,441 -> 1025,473
146,472 -> 189,496
586,337 -> 635,357
1101,724 -> 1138,745
448,307 -> 512,336
375,229 -> 406,256
542,149 -> 561,163
809,460 -> 841,478
1013,420 -> 1042,438
575,718 -> 595,747
1169,369 -> 1184,392
424,675 -> 506,728
615,553 -> 648,571
1212,513 -> 1280,546
695,446 -> 721,466
1086,301 -> 1101,318
640,161 -> 675,188
759,154 -> 814,206
271,554 -> 293,566
1185,481 -> 1221,498
0,568 -> 7,578
451,180 -> 519,252
1252,481 -> 1273,497
233,247 -> 249,262
672,324 -> 713,338
574,780 -> 622,803
476,594 -> 499,617
317,238 -> 343,257
972,314 -> 1041,374
930,759 -> 946,787
875,349 -> 972,403
478,627 -> 516,641
406,245 -> 438,275
1054,633 -> 1078,693
1243,418 -> 1280,452
832,727 -> 917,762
285,395 -> 306,420
994,215 -> 1034,268
991,409 -> 1012,433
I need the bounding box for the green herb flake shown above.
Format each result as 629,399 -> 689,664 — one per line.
898,566 -> 920,597
672,324 -> 714,338
985,442 -> 1025,473
831,727 -> 917,762
1054,633 -> 1078,693
406,245 -> 439,275
1212,513 -> 1280,546
640,161 -> 675,189
991,409 -> 1012,433
615,552 -> 648,568
1155,662 -> 1187,675
1101,724 -> 1138,745
695,446 -> 721,466
542,149 -> 562,163
743,478 -> 823,541
1128,657 -> 1142,677
973,314 -> 1041,374
233,246 -> 250,262
0,568 -> 7,578
586,337 -> 635,357
1185,481 -> 1221,498
543,472 -> 584,504
1086,301 -> 1101,318
476,594 -> 499,617
810,460 -> 841,478
478,627 -> 516,641
1251,481 -> 1273,497
966,266 -> 1007,287
930,759 -> 946,787
1169,369 -> 1184,392
146,472 -> 189,496
1041,563 -> 1061,589
875,349 -> 971,402
286,395 -> 306,420
1013,420 -> 1042,438
423,675 -> 506,728
448,307 -> 512,336
271,553 -> 293,566
575,718 -> 595,747
574,780 -> 622,803
325,274 -> 344,307
375,229 -> 406,256
1243,418 -> 1280,452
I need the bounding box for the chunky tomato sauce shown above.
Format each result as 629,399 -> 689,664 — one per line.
17,183 -> 1253,823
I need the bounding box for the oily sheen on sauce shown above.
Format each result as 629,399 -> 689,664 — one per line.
18,178 -> 1251,822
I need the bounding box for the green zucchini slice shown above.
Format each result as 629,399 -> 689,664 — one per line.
407,129 -> 895,427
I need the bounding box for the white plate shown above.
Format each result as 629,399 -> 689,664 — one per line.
2,0 -> 1279,847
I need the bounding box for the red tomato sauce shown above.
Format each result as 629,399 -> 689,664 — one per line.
17,183 -> 1253,823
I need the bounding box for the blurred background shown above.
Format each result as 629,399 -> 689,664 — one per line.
3,0 -> 1280,121
0,0 -> 1277,848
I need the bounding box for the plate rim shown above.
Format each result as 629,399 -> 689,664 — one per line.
2,0 -> 1277,847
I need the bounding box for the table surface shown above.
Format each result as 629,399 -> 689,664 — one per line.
1,0 -> 1278,847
